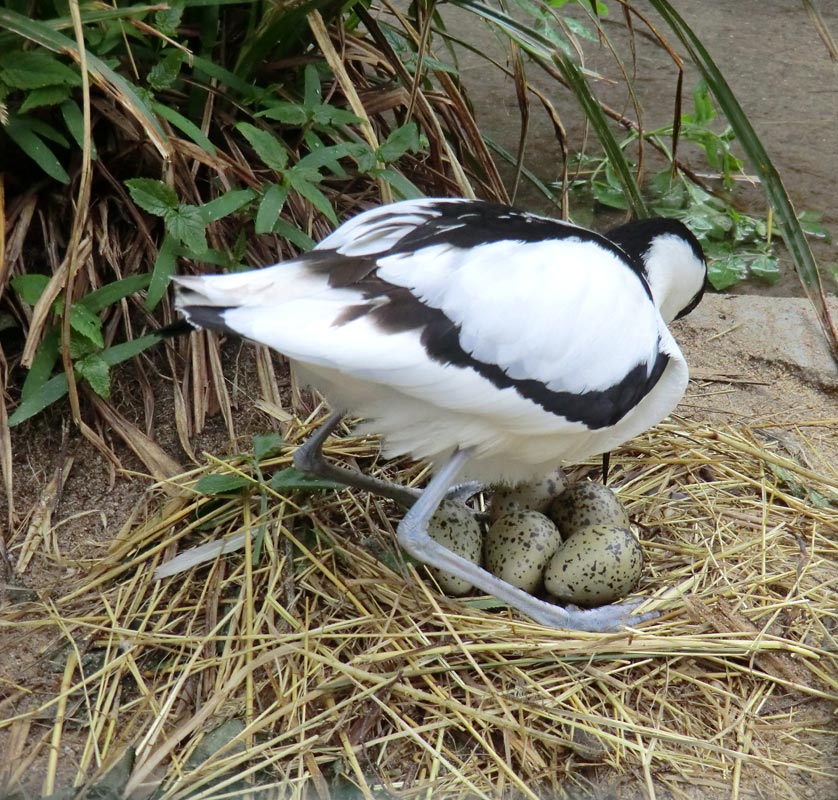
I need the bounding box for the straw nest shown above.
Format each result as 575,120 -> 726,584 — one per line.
1,410 -> 836,799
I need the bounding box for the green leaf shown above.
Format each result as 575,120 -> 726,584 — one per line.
5,115 -> 69,183
154,1 -> 184,37
8,371 -> 69,427
126,178 -> 179,217
146,234 -> 178,311
75,352 -> 111,398
592,181 -> 629,210
256,102 -> 309,126
287,171 -> 338,224
302,63 -> 322,109
148,49 -> 183,91
377,168 -> 423,200
153,102 -> 216,155
19,85 -> 70,113
69,304 -> 104,348
99,332 -> 166,367
11,273 -> 50,305
707,254 -> 748,291
797,210 -> 831,242
252,433 -> 284,461
272,217 -> 315,251
60,99 -> 97,157
749,254 -> 781,284
312,105 -> 363,127
165,204 -> 207,254
236,123 -> 288,171
0,9 -> 168,150
256,183 -> 289,235
377,122 -> 420,163
80,274 -> 152,314
647,0 -> 838,358
199,189 -> 256,224
268,467 -> 343,492
194,473 -> 252,495
21,327 -> 59,403
297,142 -> 369,173
0,50 -> 80,89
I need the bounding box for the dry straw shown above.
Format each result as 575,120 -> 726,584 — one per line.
1,412 -> 836,799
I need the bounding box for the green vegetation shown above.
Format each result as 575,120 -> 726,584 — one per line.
1,0 -> 834,432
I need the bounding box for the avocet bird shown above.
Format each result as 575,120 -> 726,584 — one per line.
173,198 -> 707,631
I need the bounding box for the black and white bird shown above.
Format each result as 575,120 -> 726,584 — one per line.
173,198 -> 707,632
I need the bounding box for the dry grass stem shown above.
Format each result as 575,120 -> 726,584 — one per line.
0,416 -> 836,798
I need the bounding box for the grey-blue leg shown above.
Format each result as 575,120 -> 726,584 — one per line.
398,449 -> 657,633
294,411 -> 485,508
293,410 -> 421,507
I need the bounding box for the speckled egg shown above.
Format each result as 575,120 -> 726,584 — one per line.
543,524 -> 644,606
490,468 -> 569,521
547,481 -> 629,538
427,500 -> 482,596
484,511 -> 563,594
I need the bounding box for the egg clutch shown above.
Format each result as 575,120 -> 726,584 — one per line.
427,472 -> 644,608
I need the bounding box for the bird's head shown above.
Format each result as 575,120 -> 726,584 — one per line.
607,218 -> 708,324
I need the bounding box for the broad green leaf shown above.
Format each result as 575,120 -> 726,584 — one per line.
0,9 -> 168,152
256,183 -> 289,234
8,371 -> 69,427
165,204 -> 207,254
146,234 -> 178,311
69,304 -> 104,348
312,105 -> 363,127
269,467 -> 343,492
19,85 -> 70,112
0,50 -> 80,88
5,115 -> 69,183
707,254 -> 748,291
287,172 -> 338,224
60,99 -> 97,157
11,273 -> 50,305
99,332 -> 166,367
236,123 -> 288,171
272,218 -> 315,251
256,102 -> 309,126
148,49 -> 183,91
592,181 -> 629,210
126,178 -> 179,216
153,102 -> 216,155
377,167 -> 423,200
154,1 -> 184,37
21,327 -> 59,403
296,142 -> 369,172
9,332 -> 165,427
199,189 -> 256,223
194,473 -> 252,495
377,122 -> 420,163
75,352 -> 111,398
252,433 -> 284,461
303,63 -> 322,109
749,255 -> 781,284
797,210 -> 831,242
80,274 -> 152,314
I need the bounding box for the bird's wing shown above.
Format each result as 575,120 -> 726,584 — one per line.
173,199 -> 681,431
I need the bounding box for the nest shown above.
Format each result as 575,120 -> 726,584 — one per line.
1,413 -> 836,799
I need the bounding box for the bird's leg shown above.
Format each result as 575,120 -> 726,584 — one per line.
294,411 -> 484,507
601,451 -> 611,485
398,449 -> 657,633
294,410 -> 421,507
